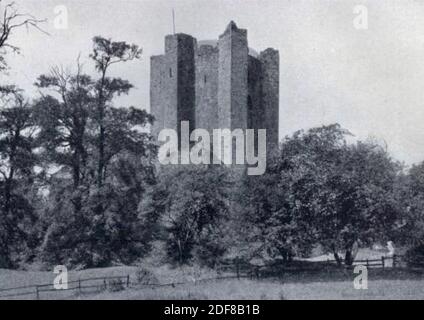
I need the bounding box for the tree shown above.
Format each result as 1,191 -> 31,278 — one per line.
244,124 -> 402,266
148,165 -> 231,266
89,36 -> 142,188
33,64 -> 97,267
316,139 -> 401,265
40,151 -> 156,268
37,38 -> 157,268
0,89 -> 38,267
242,151 -> 314,263
34,63 -> 93,191
0,1 -> 45,268
396,162 -> 424,247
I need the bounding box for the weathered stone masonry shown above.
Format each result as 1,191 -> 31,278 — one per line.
151,21 -> 279,156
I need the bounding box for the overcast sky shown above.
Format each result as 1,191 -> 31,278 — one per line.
4,0 -> 424,166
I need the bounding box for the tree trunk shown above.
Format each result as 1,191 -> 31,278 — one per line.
177,240 -> 183,265
98,124 -> 105,187
345,250 -> 353,266
344,241 -> 357,266
334,252 -> 342,266
97,70 -> 107,188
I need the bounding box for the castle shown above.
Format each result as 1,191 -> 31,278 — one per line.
150,21 -> 279,160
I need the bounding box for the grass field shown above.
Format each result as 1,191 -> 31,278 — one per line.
85,277 -> 424,300
1,248 -> 423,300
1,266 -> 424,300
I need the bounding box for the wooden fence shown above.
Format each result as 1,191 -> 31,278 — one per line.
325,255 -> 402,269
0,275 -> 130,300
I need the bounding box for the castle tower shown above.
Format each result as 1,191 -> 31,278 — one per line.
217,21 -> 249,131
216,22 -> 249,165
150,33 -> 196,145
150,22 -> 280,172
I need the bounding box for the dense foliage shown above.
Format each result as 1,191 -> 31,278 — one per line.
243,125 -> 404,265
144,165 -> 232,266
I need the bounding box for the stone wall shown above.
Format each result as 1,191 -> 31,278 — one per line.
195,45 -> 219,134
259,48 -> 280,152
248,55 -> 263,131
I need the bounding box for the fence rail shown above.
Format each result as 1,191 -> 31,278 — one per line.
325,254 -> 402,268
0,274 -> 130,300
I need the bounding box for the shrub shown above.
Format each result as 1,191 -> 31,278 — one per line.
193,235 -> 227,268
136,266 -> 159,285
404,245 -> 424,268
108,278 -> 125,292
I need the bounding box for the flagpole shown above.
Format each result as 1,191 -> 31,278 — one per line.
172,9 -> 176,34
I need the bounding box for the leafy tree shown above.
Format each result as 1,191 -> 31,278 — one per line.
242,152 -> 314,263
244,124 -> 402,265
148,165 -> 231,266
0,2 -> 45,268
0,90 -> 38,267
89,36 -> 142,188
396,162 -> 424,247
40,152 -> 156,268
34,64 -> 93,189
37,38 -> 156,268
316,139 -> 401,265
33,63 -> 97,267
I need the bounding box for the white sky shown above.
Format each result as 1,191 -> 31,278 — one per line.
4,0 -> 424,166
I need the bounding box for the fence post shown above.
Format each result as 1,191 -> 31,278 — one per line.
78,279 -> 81,294
35,286 -> 39,300
382,256 -> 385,269
393,255 -> 397,268
236,259 -> 240,280
366,259 -> 369,268
126,275 -> 130,288
104,278 -> 107,290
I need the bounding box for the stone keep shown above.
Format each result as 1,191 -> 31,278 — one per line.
150,21 -> 279,156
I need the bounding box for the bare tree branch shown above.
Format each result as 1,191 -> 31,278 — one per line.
0,0 -> 47,71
